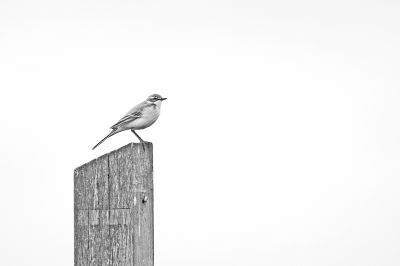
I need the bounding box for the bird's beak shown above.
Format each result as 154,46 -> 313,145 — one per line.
161,98 -> 167,101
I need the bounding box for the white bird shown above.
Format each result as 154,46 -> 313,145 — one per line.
92,93 -> 167,150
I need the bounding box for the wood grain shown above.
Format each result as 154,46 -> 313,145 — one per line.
74,142 -> 154,266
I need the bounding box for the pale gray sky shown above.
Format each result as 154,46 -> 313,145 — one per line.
1,0 -> 400,265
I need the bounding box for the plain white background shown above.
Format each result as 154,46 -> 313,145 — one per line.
1,0 -> 399,265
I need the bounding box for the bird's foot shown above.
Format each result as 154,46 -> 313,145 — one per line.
131,130 -> 145,142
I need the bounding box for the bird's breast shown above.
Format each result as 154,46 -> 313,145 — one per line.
126,105 -> 160,130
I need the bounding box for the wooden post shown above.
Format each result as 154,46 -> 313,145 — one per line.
74,142 -> 154,266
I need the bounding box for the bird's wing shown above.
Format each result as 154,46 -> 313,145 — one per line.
110,111 -> 142,129
109,101 -> 149,129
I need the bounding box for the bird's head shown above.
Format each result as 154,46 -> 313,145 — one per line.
146,94 -> 167,106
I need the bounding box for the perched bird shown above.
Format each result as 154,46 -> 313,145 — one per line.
92,93 -> 167,150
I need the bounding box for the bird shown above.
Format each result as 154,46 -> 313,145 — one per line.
92,93 -> 167,150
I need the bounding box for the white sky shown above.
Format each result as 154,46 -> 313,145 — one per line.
1,0 -> 400,265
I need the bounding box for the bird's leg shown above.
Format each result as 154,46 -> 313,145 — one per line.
131,130 -> 144,142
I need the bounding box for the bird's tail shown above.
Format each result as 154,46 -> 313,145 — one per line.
92,129 -> 119,150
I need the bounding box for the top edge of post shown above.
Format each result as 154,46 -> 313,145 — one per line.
74,142 -> 153,171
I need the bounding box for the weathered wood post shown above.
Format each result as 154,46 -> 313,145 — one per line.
74,142 -> 154,266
